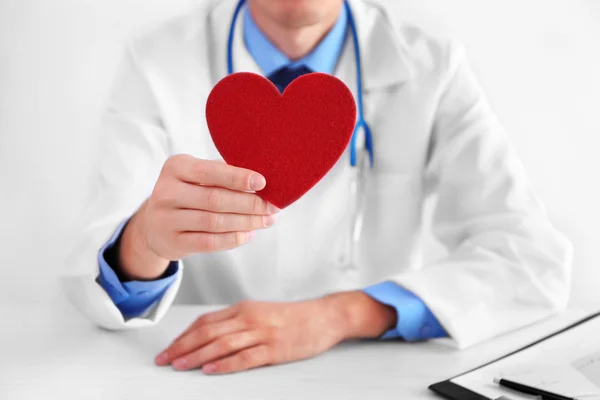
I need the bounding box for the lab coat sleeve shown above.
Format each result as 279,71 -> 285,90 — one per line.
60,41 -> 183,330
390,43 -> 573,349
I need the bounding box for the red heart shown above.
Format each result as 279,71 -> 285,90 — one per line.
206,72 -> 357,209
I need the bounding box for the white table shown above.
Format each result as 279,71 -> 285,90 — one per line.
0,297 -> 593,400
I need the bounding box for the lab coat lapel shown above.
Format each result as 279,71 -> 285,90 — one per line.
335,0 -> 415,169
344,0 -> 414,91
334,0 -> 416,173
207,0 -> 262,86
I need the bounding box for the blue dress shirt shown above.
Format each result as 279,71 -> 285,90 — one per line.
98,220 -> 179,318
98,4 -> 447,340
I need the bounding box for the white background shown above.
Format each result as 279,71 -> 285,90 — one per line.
0,0 -> 599,307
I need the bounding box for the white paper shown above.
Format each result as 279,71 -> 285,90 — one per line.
452,314 -> 600,399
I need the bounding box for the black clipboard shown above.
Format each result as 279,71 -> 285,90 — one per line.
429,311 -> 600,400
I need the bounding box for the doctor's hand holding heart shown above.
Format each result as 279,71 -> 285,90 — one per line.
118,155 -> 279,281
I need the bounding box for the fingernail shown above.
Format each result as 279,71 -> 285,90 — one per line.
203,363 -> 217,374
263,214 -> 277,227
172,358 -> 188,371
155,351 -> 168,366
268,203 -> 281,214
247,231 -> 256,241
249,174 -> 266,191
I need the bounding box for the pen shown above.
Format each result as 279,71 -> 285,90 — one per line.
493,378 -> 574,400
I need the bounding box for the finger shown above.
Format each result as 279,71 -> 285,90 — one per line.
174,209 -> 277,233
177,231 -> 254,254
202,344 -> 272,375
168,155 -> 266,191
157,318 -> 249,366
169,184 -> 279,215
172,331 -> 264,371
171,306 -> 240,345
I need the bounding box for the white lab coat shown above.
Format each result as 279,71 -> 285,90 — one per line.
61,0 -> 572,349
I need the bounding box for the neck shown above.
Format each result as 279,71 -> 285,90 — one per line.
247,3 -> 341,61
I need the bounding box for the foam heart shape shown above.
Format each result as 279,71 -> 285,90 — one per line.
206,72 -> 357,209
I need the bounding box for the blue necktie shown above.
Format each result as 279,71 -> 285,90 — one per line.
267,65 -> 313,93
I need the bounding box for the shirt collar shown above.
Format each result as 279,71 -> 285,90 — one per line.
243,4 -> 348,77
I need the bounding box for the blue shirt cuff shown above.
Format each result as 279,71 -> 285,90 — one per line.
97,219 -> 180,318
363,281 -> 447,341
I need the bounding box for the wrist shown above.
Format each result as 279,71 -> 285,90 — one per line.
322,291 -> 397,341
118,203 -> 170,281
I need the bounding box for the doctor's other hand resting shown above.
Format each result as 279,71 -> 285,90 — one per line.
156,293 -> 396,374
118,154 -> 279,281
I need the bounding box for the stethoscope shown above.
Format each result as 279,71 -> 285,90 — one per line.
227,0 -> 372,269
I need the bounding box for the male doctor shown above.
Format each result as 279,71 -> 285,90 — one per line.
62,0 -> 572,375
